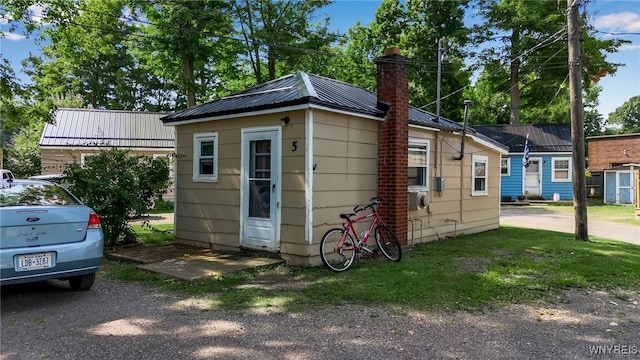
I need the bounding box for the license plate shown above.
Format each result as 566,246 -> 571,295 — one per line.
16,253 -> 54,271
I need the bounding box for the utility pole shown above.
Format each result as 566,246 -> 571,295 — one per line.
567,0 -> 588,240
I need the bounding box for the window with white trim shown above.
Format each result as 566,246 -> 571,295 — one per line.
500,157 -> 510,176
193,132 -> 218,182
407,140 -> 429,190
472,155 -> 488,196
552,158 -> 571,182
80,153 -> 96,167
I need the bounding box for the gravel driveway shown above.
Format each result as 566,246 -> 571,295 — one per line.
2,275 -> 639,359
3,209 -> 640,359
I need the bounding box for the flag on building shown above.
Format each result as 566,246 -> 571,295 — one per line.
523,134 -> 530,168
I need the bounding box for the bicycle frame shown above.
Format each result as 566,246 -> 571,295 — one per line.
336,206 -> 382,252
320,196 -> 401,271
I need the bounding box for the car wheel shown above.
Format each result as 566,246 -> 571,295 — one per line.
68,273 -> 96,291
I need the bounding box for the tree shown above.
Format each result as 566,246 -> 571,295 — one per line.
404,0 -> 471,119
471,0 -> 627,124
331,0 -> 471,119
21,0 -> 141,109
63,149 -> 171,247
464,68 -> 509,124
0,56 -> 57,172
583,85 -> 605,137
230,0 -> 337,85
129,0 -> 234,108
608,96 -> 640,134
5,122 -> 43,178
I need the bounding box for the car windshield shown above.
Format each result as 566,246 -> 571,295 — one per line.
0,183 -> 81,207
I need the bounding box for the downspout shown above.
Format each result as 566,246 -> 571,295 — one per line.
454,100 -> 471,161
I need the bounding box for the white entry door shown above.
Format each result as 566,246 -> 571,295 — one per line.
524,159 -> 541,196
240,127 -> 281,251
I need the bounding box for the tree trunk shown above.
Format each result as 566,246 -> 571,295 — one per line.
509,57 -> 521,124
509,28 -> 521,125
183,56 -> 196,108
268,46 -> 276,80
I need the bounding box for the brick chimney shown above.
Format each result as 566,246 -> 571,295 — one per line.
375,47 -> 409,245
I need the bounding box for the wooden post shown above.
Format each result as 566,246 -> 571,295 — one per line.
568,0 -> 588,240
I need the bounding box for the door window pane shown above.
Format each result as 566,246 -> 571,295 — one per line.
249,140 -> 271,218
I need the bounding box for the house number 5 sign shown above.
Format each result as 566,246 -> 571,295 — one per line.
291,141 -> 298,152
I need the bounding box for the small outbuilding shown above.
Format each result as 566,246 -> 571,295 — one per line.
162,48 -> 508,266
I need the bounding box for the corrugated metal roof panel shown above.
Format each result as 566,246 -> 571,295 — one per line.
161,72 -> 468,133
41,109 -> 174,148
473,124 -> 572,153
162,72 -> 392,123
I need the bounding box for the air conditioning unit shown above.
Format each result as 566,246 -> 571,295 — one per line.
408,192 -> 428,210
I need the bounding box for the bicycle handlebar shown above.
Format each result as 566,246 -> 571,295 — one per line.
353,196 -> 383,213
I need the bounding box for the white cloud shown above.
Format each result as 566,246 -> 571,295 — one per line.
27,4 -> 46,23
595,12 -> 640,32
0,31 -> 26,41
620,43 -> 640,51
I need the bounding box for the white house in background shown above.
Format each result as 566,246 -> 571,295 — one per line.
39,108 -> 176,200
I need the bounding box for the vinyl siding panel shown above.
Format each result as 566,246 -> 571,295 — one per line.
405,131 -> 501,243
500,153 -> 573,201
311,112 -> 378,231
173,110 -> 308,255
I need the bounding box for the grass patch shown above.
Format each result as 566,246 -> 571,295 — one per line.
535,202 -> 639,226
101,226 -> 640,313
130,223 -> 174,245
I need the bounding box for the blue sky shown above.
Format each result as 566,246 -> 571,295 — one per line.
1,0 -> 639,119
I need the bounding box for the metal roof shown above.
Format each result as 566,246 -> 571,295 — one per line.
41,108 -> 174,149
472,124 -> 572,153
161,72 -> 464,132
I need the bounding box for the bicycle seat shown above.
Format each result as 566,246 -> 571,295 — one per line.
340,213 -> 356,220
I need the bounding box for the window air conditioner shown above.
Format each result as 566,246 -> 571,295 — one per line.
408,191 -> 428,210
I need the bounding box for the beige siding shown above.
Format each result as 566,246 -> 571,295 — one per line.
173,110 -> 308,256
40,149 -> 77,173
311,112 -> 379,256
406,130 -> 501,244
171,108 -> 502,266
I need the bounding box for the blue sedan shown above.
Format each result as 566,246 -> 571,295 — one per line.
0,179 -> 104,290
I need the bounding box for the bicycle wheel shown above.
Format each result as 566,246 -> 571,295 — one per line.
374,224 -> 402,262
320,228 -> 356,272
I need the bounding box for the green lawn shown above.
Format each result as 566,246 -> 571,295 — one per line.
102,226 -> 640,313
534,201 -> 639,226
129,223 -> 174,245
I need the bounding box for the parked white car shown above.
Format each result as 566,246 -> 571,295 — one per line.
1,169 -> 14,181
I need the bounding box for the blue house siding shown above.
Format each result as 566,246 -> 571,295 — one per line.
540,154 -> 573,200
500,155 -> 524,201
475,124 -> 573,202
501,154 -> 573,201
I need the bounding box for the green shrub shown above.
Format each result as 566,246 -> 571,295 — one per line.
63,148 -> 171,247
152,199 -> 174,213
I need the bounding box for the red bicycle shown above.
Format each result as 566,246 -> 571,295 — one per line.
320,197 -> 402,272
